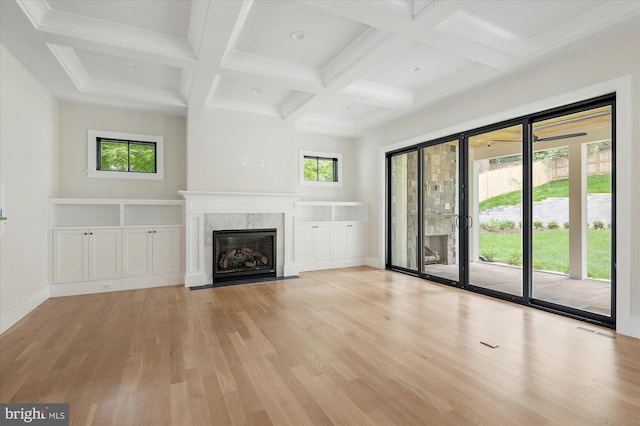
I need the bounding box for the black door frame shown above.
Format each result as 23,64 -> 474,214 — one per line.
385,94 -> 616,329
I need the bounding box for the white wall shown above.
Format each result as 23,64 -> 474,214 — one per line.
58,103 -> 186,199
294,132 -> 357,201
187,108 -> 357,201
0,45 -> 58,331
357,34 -> 640,337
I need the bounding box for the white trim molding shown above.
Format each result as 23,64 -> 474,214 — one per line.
0,286 -> 49,334
87,130 -> 164,180
377,75 -> 635,338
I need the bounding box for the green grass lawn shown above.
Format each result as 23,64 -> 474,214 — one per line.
479,174 -> 611,211
479,229 -> 611,279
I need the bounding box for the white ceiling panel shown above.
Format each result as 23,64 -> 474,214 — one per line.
459,0 -> 607,39
361,39 -> 473,91
47,0 -> 192,38
307,99 -> 390,123
214,76 -> 296,108
75,49 -> 183,92
234,1 -> 369,69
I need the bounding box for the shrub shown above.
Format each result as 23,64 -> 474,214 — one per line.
507,250 -> 522,266
563,221 -> 570,229
547,221 -> 559,230
480,248 -> 498,262
593,220 -> 604,229
533,220 -> 544,230
501,220 -> 515,230
481,219 -> 516,232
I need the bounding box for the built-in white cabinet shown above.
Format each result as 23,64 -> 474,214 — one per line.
295,202 -> 368,272
53,228 -> 121,284
296,223 -> 332,263
49,198 -> 184,295
123,227 -> 181,277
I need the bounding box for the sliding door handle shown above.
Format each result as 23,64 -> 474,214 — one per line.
467,216 -> 473,229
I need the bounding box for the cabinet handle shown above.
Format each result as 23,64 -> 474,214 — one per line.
153,230 -> 157,233
89,232 -> 93,235
83,232 -> 88,235
148,231 -> 152,234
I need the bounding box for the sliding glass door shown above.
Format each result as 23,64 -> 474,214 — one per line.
467,124 -> 524,298
387,95 -> 615,327
421,140 -> 460,284
531,104 -> 613,317
388,150 -> 418,271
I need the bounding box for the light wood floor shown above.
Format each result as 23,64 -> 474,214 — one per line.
1,267 -> 638,425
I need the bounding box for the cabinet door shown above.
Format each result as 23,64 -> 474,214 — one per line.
295,224 -> 314,263
152,227 -> 182,275
347,223 -> 367,258
123,228 -> 153,277
330,223 -> 348,259
314,224 -> 332,261
89,229 -> 122,281
53,229 -> 89,284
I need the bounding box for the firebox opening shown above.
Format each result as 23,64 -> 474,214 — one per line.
213,228 -> 276,283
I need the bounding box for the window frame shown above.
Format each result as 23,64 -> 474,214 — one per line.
88,130 -> 164,180
299,150 -> 343,187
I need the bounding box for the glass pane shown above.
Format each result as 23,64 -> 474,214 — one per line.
129,143 -> 156,173
468,124 -> 523,297
100,140 -> 128,171
317,158 -> 335,182
303,157 -> 318,181
421,141 -> 459,282
532,105 -> 612,316
390,151 -> 418,270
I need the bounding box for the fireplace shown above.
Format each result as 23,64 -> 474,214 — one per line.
424,235 -> 449,265
213,228 -> 276,283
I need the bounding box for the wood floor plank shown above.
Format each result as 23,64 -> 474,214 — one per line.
1,267 -> 639,425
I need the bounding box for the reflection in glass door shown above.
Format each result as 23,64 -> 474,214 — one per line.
467,124 -> 523,297
421,140 -> 460,283
389,151 -> 418,271
532,105 -> 613,317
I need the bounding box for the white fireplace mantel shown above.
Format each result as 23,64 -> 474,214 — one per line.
178,191 -> 302,286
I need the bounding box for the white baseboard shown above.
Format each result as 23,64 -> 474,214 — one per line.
50,274 -> 184,297
0,285 -> 50,334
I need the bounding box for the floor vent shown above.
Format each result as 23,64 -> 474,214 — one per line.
576,326 -> 616,338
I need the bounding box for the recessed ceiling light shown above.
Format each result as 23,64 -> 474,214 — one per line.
250,88 -> 261,94
289,30 -> 307,41
407,65 -> 422,72
126,66 -> 141,73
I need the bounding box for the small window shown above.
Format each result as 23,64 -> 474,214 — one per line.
97,138 -> 157,173
88,130 -> 163,180
299,150 -> 343,186
304,156 -> 338,182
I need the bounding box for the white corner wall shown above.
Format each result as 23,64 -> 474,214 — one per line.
187,108 -> 357,201
58,103 -> 186,199
357,34 -> 640,338
0,44 -> 58,333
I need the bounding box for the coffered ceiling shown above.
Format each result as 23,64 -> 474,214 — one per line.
1,0 -> 638,137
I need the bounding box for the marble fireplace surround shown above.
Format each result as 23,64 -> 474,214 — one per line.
178,191 -> 300,287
